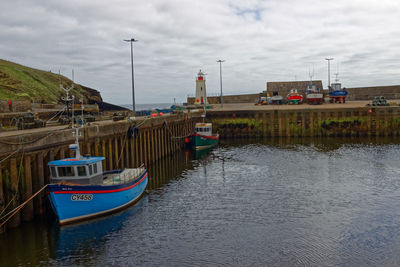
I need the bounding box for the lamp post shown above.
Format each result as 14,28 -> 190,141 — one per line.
325,58 -> 334,89
217,59 -> 225,108
124,38 -> 138,115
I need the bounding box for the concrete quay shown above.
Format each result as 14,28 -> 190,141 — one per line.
205,101 -> 400,138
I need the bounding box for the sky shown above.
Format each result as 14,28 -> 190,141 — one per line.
1,0 -> 400,104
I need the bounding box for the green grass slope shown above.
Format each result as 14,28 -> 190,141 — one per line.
0,59 -> 85,103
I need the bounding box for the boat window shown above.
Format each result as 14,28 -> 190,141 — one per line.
93,163 -> 98,174
51,167 -> 57,177
89,165 -> 93,175
77,166 -> 87,176
58,166 -> 75,177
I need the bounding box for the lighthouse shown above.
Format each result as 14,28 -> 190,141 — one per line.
194,70 -> 207,105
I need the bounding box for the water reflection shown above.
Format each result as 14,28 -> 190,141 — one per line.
53,201 -> 144,260
3,137 -> 400,266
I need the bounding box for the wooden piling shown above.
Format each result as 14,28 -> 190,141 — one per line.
60,148 -> 65,159
134,135 -> 139,167
0,167 -> 4,233
22,155 -> 33,222
139,130 -> 144,166
8,158 -> 21,227
114,137 -> 119,169
95,138 -> 100,157
125,138 -> 130,167
36,152 -> 44,215
101,139 -> 106,170
147,129 -> 151,165
151,128 -> 155,163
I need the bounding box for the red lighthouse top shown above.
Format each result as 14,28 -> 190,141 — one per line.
197,70 -> 205,81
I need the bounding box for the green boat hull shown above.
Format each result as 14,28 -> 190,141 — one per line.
192,134 -> 219,150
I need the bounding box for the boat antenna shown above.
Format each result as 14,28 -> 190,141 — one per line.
308,67 -> 314,85
201,106 -> 206,123
80,98 -> 84,128
335,61 -> 340,82
70,96 -> 81,159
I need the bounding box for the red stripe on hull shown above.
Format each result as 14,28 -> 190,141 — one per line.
192,133 -> 220,140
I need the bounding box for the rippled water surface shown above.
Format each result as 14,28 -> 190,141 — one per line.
3,138 -> 400,266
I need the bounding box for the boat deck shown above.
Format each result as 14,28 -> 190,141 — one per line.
103,167 -> 146,185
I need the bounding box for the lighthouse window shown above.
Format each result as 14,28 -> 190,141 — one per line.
58,166 -> 75,177
77,166 -> 87,176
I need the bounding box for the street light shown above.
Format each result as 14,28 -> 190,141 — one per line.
124,38 -> 139,114
325,58 -> 334,89
217,59 -> 225,108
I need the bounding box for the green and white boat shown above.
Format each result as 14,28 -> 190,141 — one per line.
191,122 -> 219,150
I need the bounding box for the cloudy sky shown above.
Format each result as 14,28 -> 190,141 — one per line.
1,0 -> 400,104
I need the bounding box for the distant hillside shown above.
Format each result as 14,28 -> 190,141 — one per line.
0,59 -> 99,104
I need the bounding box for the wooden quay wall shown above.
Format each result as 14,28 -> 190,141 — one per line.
0,112 -> 197,232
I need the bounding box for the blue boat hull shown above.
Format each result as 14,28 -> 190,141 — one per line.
329,91 -> 348,97
47,171 -> 148,225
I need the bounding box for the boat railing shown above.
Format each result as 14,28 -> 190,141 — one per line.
115,164 -> 146,184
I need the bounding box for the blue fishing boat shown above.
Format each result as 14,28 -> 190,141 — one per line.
47,128 -> 148,225
328,73 -> 348,103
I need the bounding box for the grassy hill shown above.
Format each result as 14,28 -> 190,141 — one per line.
0,59 -> 86,103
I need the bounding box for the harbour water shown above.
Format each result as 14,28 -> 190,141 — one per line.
2,138 -> 400,266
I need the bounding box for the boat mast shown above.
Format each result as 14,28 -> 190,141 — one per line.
308,67 -> 314,87
72,127 -> 81,159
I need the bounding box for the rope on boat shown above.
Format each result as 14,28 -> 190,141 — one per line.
0,184 -> 48,228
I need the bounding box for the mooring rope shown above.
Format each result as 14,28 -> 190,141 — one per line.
0,184 -> 48,228
46,107 -> 66,123
115,117 -> 149,169
0,131 -> 56,146
0,148 -> 21,164
163,119 -> 194,139
0,150 -> 25,218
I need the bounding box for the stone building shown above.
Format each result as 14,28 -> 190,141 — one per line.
265,80 -> 324,96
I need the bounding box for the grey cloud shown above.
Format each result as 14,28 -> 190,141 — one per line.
1,0 -> 400,104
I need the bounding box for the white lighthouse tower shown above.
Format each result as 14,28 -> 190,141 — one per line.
194,70 -> 207,105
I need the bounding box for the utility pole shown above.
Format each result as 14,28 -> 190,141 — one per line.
325,58 -> 334,88
124,38 -> 138,115
217,59 -> 225,108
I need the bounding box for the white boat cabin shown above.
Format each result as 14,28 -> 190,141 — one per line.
195,123 -> 212,136
331,82 -> 342,91
48,157 -> 105,185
